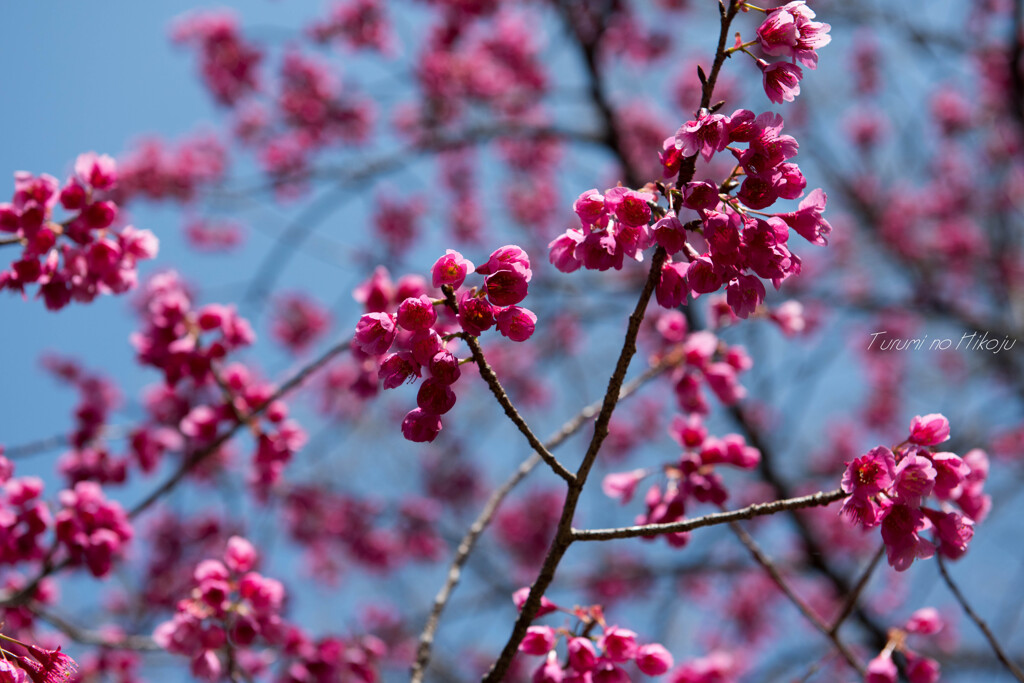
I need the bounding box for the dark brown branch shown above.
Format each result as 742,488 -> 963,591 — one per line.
482,246 -> 667,683
573,489 -> 846,541
937,555 -> 1024,681
441,286 -> 575,484
411,359 -> 673,682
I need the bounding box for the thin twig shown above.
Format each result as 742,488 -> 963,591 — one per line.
441,286 -> 575,483
937,555 -> 1024,681
727,519 -> 865,675
410,359 -> 673,682
572,489 -> 846,541
829,544 -> 886,635
481,246 -> 667,683
27,602 -> 160,651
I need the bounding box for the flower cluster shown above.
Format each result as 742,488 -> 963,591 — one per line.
550,110 -> 829,320
352,245 -> 537,443
515,593 -> 674,682
154,537 -> 286,681
0,458 -> 51,567
840,414 -> 989,571
307,0 -> 396,55
117,134 -> 228,203
54,481 -> 133,578
283,485 -> 446,579
270,292 -> 331,355
0,154 -> 158,310
752,1 -> 832,103
171,11 -> 262,107
603,414 -> 760,549
130,273 -> 306,495
41,355 -> 128,486
866,608 -> 945,683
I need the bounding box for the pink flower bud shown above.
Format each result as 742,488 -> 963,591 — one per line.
602,469 -> 646,505
909,414 -> 950,446
904,607 -> 944,635
354,312 -> 397,356
401,408 -> 442,443
568,637 -> 599,672
520,626 -> 557,655
599,626 -> 638,662
396,295 -> 437,331
225,536 -> 258,573
496,306 -> 537,342
636,643 -> 674,676
431,249 -> 474,289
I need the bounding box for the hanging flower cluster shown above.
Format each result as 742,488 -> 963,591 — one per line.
0,153 -> 158,310
840,414 -> 989,571
352,245 -> 537,443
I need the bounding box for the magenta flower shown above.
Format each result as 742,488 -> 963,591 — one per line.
457,292 -> 496,336
866,652 -> 898,683
656,260 -> 690,309
484,269 -> 529,306
675,113 -> 730,161
567,638 -> 599,672
519,626 -> 557,655
496,305 -> 537,342
428,351 -> 461,385
778,188 -> 831,246
923,508 -> 974,560
840,446 -> 896,527
725,274 -> 766,319
909,413 -> 950,446
573,189 -> 608,227
635,643 -> 674,676
476,245 -> 533,281
396,295 -> 437,331
930,451 -> 969,500
548,230 -> 584,273
756,1 -> 832,69
762,61 -> 803,104
400,408 -> 442,443
599,626 -> 638,662
416,378 -> 457,415
906,654 -> 941,683
431,249 -> 474,289
379,352 -> 420,389
605,187 -> 654,228
602,469 -> 647,505
354,312 -> 396,355
904,607 -> 944,635
892,452 -> 936,507
880,504 -> 935,571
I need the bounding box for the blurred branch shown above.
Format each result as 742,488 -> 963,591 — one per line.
726,519 -> 865,676
28,602 -> 160,651
937,555 -> 1024,681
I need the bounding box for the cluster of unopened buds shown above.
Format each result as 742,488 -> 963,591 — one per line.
840,414 -> 989,571
866,608 -> 946,683
0,153 -> 158,310
0,632 -> 77,683
515,591 -> 674,682
353,245 -> 537,443
154,537 -> 286,681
